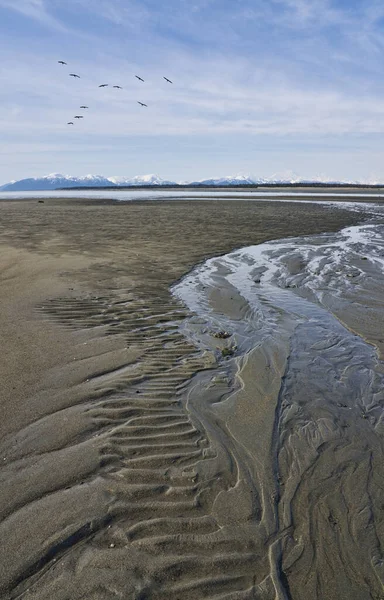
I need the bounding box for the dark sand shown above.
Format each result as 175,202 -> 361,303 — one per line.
0,198 -> 381,599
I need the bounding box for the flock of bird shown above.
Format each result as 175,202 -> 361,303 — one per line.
57,60 -> 173,125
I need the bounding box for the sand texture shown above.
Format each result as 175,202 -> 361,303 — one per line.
1,198 -> 382,599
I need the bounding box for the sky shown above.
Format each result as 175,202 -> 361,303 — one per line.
1,0 -> 384,183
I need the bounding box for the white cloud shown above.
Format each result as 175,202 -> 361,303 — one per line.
65,0 -> 153,27
0,0 -> 67,30
2,46 -> 384,140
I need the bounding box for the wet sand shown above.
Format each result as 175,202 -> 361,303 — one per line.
173,217 -> 384,600
0,198 -> 380,599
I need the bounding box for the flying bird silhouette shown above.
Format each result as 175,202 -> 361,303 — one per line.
135,76 -> 144,82
74,115 -> 84,119
80,106 -> 89,109
58,60 -> 67,65
137,101 -> 148,107
69,73 -> 80,78
99,84 -> 108,87
113,85 -> 123,89
67,121 -> 74,125
163,77 -> 173,84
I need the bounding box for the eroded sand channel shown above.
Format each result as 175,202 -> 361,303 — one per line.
172,215 -> 384,599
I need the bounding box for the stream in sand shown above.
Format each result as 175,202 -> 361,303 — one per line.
171,206 -> 384,599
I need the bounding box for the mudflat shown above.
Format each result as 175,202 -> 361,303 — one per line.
0,198 -> 380,599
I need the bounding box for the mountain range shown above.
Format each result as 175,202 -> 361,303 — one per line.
0,172 -> 351,192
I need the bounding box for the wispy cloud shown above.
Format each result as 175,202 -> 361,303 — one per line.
2,45 -> 384,140
0,0 -> 67,30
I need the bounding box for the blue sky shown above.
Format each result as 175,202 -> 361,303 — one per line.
1,0 -> 384,183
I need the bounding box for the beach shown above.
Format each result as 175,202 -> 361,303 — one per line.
1,196 -> 383,599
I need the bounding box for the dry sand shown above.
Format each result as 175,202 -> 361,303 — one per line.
0,198 -> 381,599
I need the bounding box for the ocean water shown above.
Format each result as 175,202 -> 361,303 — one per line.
1,188 -> 384,203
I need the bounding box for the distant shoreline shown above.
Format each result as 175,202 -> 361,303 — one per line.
59,182 -> 384,191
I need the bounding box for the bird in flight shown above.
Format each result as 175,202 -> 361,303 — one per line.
80,105 -> 89,109
137,101 -> 148,107
135,76 -> 144,82
113,85 -> 123,89
58,60 -> 67,65
163,77 -> 173,84
99,84 -> 108,87
67,121 -> 74,125
69,73 -> 80,78
74,115 -> 84,119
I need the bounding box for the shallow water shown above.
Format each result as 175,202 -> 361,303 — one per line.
1,187 -> 384,204
172,210 -> 384,365
172,205 -> 384,599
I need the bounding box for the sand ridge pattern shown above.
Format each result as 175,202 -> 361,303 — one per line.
2,292 -> 274,599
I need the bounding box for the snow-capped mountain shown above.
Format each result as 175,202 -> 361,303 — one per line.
188,175 -> 263,186
0,173 -> 114,192
192,173 -> 343,186
0,172 -> 357,192
0,173 -> 177,191
266,171 -> 343,185
108,174 -> 177,186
